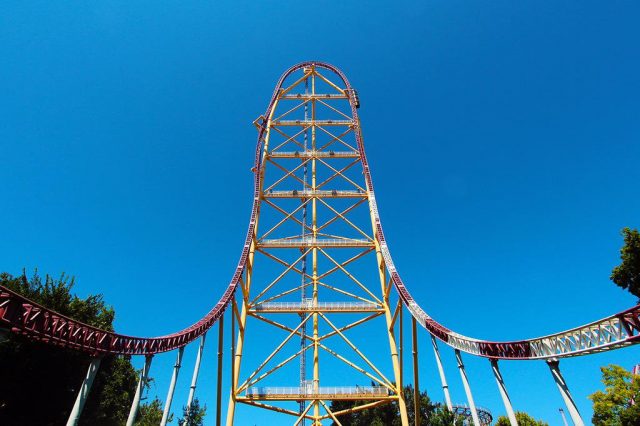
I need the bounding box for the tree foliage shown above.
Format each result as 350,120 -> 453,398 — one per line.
329,384 -> 462,426
589,364 -> 640,425
611,227 -> 640,298
179,397 -> 207,426
495,411 -> 548,426
0,271 -> 138,425
135,397 -> 171,425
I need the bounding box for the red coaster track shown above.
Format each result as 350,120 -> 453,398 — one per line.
1,61 -> 639,361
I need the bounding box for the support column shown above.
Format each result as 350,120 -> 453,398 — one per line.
66,357 -> 102,426
310,69 -> 321,425
375,267 -> 409,425
126,354 -> 153,426
161,347 -> 184,426
227,283 -> 249,426
231,300 -> 235,384
411,317 -> 420,426
454,350 -> 480,426
547,360 -> 584,426
216,315 -> 225,426
430,335 -> 452,411
399,302 -> 403,389
185,333 -> 207,417
490,359 -> 517,426
559,408 -> 569,426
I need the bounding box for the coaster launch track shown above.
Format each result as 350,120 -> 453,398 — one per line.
1,61 -> 639,361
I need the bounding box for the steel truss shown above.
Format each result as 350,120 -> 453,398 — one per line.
1,62 -> 640,426
226,64 -> 409,425
452,404 -> 493,426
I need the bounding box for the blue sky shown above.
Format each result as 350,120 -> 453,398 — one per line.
1,1 -> 640,424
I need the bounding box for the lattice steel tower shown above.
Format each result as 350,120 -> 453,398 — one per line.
226,63 -> 409,425
4,62 -> 640,426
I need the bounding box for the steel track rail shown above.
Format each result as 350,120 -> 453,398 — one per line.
1,61 -> 639,359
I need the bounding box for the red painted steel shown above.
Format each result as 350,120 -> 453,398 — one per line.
1,62 -> 639,358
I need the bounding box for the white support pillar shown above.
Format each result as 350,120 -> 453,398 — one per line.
547,360 -> 584,426
126,354 -> 153,426
455,349 -> 480,426
559,408 -> 569,426
185,333 -> 207,418
66,357 -> 102,426
430,335 -> 452,411
161,347 -> 185,426
490,359 -> 518,426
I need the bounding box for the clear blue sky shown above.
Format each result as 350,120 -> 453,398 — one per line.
1,1 -> 640,424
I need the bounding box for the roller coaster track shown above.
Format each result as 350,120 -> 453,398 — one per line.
452,404 -> 493,426
5,61 -> 640,426
0,62 -> 640,366
1,62 -> 639,363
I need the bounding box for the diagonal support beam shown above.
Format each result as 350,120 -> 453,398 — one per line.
319,249 -> 382,304
316,158 -> 364,191
318,342 -> 393,390
66,357 -> 102,426
318,312 -> 394,388
271,125 -> 310,153
547,360 -> 584,426
161,347 -> 184,426
237,314 -> 313,393
260,198 -> 312,240
317,197 -> 372,240
490,359 -> 517,426
251,248 -> 313,304
317,127 -> 355,152
126,355 -> 153,426
455,349 -> 480,426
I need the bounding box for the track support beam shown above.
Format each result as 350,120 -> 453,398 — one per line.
490,359 -> 517,426
430,335 -> 452,411
185,332 -> 207,420
66,357 -> 102,426
216,313 -> 225,426
126,354 -> 153,426
547,360 -> 584,426
411,317 -> 420,426
399,302 -> 403,389
161,347 -> 184,426
455,349 -> 480,426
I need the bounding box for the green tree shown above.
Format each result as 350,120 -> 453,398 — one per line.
425,405 -> 462,426
611,227 -> 640,299
328,384 -> 462,426
589,364 -> 640,425
0,271 -> 138,425
495,411 -> 548,426
179,397 -> 207,426
135,397 -> 172,425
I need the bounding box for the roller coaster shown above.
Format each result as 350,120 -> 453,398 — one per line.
1,62 -> 639,426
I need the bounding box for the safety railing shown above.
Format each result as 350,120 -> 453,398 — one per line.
280,93 -> 349,100
246,386 -> 389,398
272,119 -> 355,126
263,190 -> 366,198
258,238 -> 373,248
253,301 -> 379,312
268,150 -> 360,158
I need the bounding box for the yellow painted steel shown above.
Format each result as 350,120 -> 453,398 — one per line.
311,68 -> 321,425
373,247 -> 409,425
412,317 -> 420,426
225,76 -> 276,425
400,301 -> 404,389
216,314 -> 224,426
227,66 -> 409,425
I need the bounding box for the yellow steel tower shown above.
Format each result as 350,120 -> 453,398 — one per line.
227,63 -> 409,425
